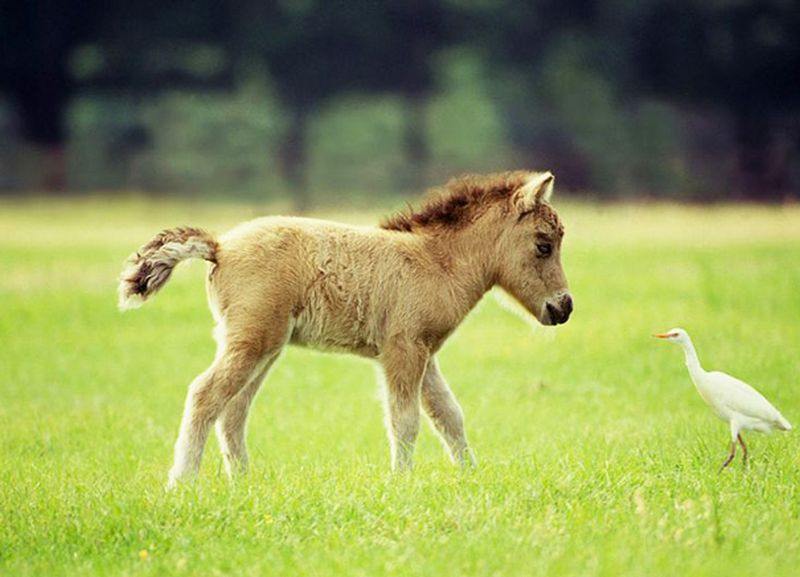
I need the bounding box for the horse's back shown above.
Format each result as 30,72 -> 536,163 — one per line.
211,215 -> 407,356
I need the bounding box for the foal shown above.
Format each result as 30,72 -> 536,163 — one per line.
118,170 -> 573,487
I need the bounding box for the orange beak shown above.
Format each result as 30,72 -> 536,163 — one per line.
653,332 -> 676,339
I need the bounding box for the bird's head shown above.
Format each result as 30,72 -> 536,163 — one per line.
653,327 -> 690,344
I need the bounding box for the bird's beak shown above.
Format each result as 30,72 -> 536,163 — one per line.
653,332 -> 675,339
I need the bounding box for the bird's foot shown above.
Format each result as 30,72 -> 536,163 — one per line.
718,453 -> 736,473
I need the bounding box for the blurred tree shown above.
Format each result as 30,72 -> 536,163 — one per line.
77,1 -> 235,90
634,0 -> 800,199
0,0 -> 235,191
234,0 -> 448,208
3,0 -> 796,200
2,0 -> 451,202
454,0 -> 608,190
0,1 -> 103,189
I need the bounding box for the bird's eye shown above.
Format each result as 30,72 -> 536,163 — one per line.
536,243 -> 552,258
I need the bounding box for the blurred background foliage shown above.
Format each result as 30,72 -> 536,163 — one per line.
1,0 -> 798,205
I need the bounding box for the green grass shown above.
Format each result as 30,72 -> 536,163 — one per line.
2,196 -> 800,577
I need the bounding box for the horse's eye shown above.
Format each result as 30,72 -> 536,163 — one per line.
536,243 -> 552,258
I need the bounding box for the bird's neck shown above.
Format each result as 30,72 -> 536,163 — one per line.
680,339 -> 704,378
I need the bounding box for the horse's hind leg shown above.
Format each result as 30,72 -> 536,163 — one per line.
421,357 -> 476,466
215,354 -> 278,477
167,311 -> 289,488
380,339 -> 429,471
167,344 -> 265,488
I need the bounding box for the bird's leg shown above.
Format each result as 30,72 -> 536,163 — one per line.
719,441 -> 736,472
737,434 -> 748,467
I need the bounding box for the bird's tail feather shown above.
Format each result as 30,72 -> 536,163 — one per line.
776,414 -> 792,431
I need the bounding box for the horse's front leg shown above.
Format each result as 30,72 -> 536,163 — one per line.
421,356 -> 476,467
379,338 -> 429,471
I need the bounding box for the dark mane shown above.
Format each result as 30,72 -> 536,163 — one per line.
380,170 -> 534,232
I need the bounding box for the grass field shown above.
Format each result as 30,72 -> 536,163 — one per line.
2,196 -> 800,577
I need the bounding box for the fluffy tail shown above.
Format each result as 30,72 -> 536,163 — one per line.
118,227 -> 218,311
776,414 -> 793,431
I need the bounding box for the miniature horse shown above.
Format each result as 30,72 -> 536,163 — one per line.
118,170 -> 572,487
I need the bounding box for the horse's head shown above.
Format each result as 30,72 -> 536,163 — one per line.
495,172 -> 572,326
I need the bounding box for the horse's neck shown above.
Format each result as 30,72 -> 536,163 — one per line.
431,222 -> 499,312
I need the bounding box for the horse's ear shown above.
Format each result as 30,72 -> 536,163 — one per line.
515,171 -> 554,213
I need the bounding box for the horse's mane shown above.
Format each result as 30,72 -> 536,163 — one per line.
380,170 -> 533,232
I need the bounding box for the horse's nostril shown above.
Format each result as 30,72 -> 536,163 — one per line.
546,302 -> 558,323
546,295 -> 573,324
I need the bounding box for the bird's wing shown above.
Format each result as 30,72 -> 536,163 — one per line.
707,371 -> 784,422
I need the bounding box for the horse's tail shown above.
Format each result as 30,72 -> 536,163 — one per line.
117,227 -> 218,311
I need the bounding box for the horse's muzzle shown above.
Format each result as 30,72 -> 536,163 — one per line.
545,293 -> 573,325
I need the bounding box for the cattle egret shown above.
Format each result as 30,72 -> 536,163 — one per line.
654,328 -> 792,470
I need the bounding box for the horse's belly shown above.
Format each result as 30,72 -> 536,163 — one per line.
290,308 -> 380,358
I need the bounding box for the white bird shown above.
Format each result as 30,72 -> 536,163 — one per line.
654,328 -> 792,470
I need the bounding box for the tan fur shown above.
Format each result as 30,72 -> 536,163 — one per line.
118,170 -> 573,486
